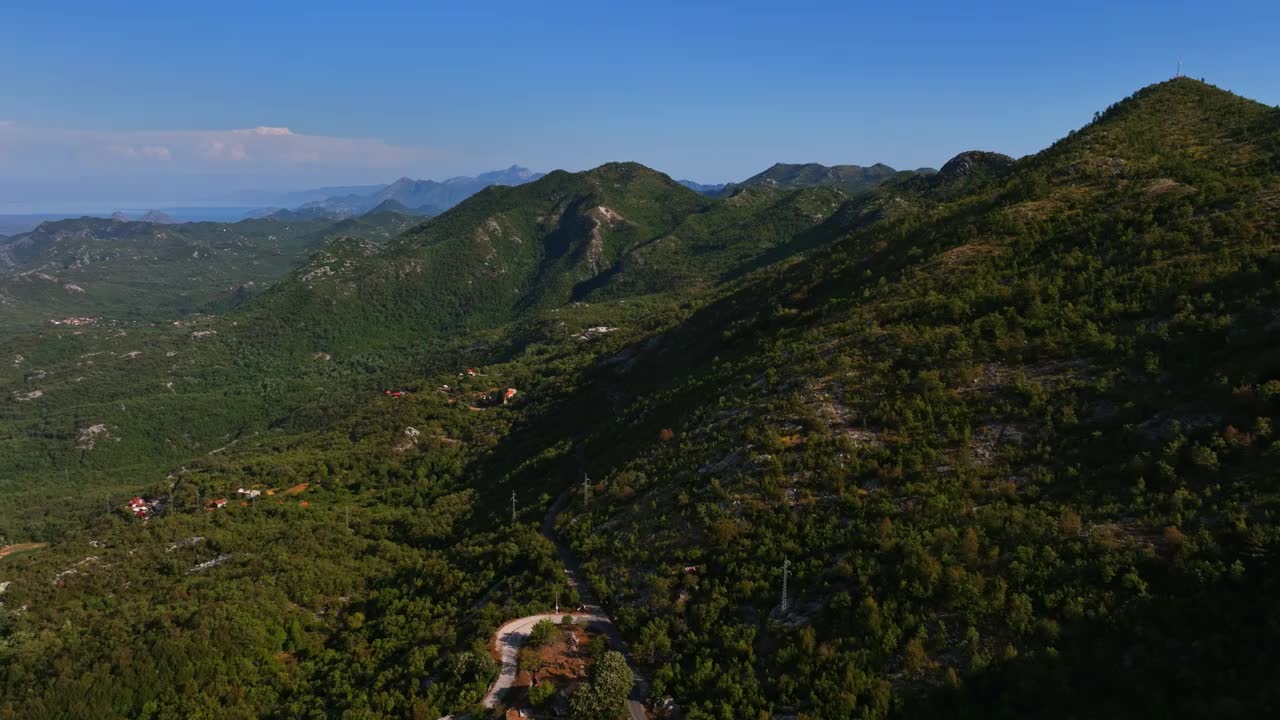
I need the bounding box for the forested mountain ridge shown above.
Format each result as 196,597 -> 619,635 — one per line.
0,217 -> 325,270
544,77 -> 1280,718
0,213 -> 420,327
240,162 -> 875,349
238,163 -> 706,345
1,78 -> 1279,719
718,161 -> 933,197
362,199 -> 433,217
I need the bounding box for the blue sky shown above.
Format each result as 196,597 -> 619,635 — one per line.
1,0 -> 1277,210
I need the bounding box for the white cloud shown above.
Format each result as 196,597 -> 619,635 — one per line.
234,126 -> 295,136
202,139 -> 250,162
105,143 -> 140,159
103,143 -> 173,161
0,121 -> 457,210
0,122 -> 445,179
141,145 -> 172,161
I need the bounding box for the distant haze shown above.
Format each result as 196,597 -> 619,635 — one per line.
0,165 -> 547,233
0,123 -> 458,214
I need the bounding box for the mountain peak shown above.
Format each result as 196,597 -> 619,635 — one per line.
581,162 -> 688,194
727,161 -> 914,195
937,151 -> 1015,181
297,167 -> 547,217
589,160 -> 661,174
1034,76 -> 1278,179
364,198 -> 413,215
140,210 -> 177,224
1090,77 -> 1251,126
470,165 -> 544,186
585,161 -> 674,183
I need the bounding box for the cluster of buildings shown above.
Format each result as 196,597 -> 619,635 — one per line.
49,317 -> 97,327
205,488 -> 272,510
125,484 -> 284,519
125,496 -> 163,519
572,325 -> 616,341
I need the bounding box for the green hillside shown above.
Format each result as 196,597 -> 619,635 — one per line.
0,214 -> 418,328
720,162 -> 930,197
240,162 -> 869,349
546,78 -> 1280,718
1,79 -> 1279,719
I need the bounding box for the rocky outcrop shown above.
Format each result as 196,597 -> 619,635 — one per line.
936,151 -> 1015,182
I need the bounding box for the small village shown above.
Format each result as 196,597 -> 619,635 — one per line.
47,317 -> 98,327
115,362 -> 523,527
123,481 -> 313,520
397,365 -> 521,409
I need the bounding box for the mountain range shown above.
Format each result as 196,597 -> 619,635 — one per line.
1,79 -> 1279,719
717,161 -> 935,196
679,163 -> 934,198
0,157 -> 918,329
0,211 -> 422,324
678,179 -> 729,194
292,164 -> 546,217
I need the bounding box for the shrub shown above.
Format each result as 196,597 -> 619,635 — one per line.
529,680 -> 557,707
529,619 -> 558,647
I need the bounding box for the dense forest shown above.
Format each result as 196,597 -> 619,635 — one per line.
2,78 -> 1279,719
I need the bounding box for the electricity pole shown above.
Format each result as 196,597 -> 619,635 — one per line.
582,475 -> 590,509
781,556 -> 790,614
511,491 -> 517,522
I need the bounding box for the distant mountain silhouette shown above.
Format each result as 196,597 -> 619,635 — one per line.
299,165 -> 545,216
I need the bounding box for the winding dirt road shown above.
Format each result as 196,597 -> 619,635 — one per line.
481,612 -> 607,707
481,489 -> 648,720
